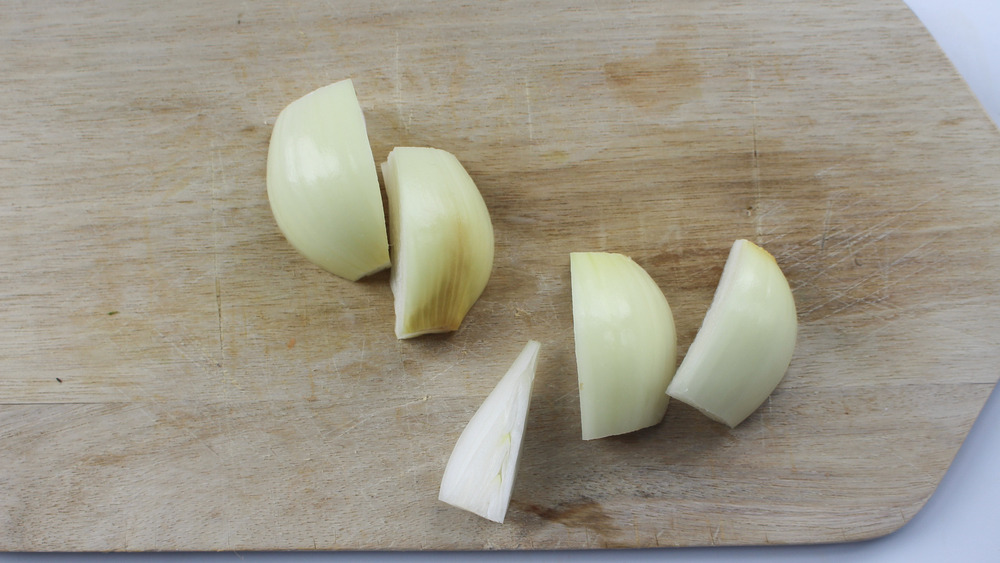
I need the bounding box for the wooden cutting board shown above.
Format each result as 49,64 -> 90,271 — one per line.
3,0 -> 999,551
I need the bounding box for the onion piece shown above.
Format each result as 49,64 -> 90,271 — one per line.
570,252 -> 678,440
438,340 -> 541,523
266,79 -> 390,281
381,147 -> 494,339
666,239 -> 797,427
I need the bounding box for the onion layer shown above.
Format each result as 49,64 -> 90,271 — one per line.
438,340 -> 541,523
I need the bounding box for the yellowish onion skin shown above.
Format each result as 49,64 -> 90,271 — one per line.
666,240 -> 797,427
266,79 -> 389,281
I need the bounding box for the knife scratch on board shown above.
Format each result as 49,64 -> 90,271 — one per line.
322,396 -> 428,442
394,31 -> 406,134
749,56 -> 763,241
524,77 -> 534,143
820,199 -> 834,252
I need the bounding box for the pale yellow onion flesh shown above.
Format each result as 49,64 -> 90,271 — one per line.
381,147 -> 494,339
570,252 -> 677,440
438,340 -> 541,523
266,79 -> 390,281
666,239 -> 797,428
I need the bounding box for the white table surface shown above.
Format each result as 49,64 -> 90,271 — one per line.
3,1 -> 998,561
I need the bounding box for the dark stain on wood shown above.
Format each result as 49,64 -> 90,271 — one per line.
513,498 -> 616,533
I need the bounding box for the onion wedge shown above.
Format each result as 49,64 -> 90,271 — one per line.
266,79 -> 390,281
382,147 -> 494,339
438,340 -> 541,523
666,239 -> 797,427
570,252 -> 677,440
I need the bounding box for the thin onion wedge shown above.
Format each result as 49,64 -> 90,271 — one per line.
438,340 -> 541,523
382,147 -> 494,339
570,252 -> 677,440
666,239 -> 797,427
266,79 -> 390,281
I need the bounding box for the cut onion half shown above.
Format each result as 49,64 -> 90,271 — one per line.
570,252 -> 677,440
666,239 -> 797,427
266,79 -> 390,281
438,340 -> 541,523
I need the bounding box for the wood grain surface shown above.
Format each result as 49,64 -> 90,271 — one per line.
2,0 -> 1000,551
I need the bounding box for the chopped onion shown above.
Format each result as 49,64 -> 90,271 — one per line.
570,252 -> 678,440
266,79 -> 390,281
438,340 -> 541,523
666,239 -> 797,427
381,147 -> 494,339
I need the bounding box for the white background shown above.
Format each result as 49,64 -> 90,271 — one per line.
3,1 -> 999,561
